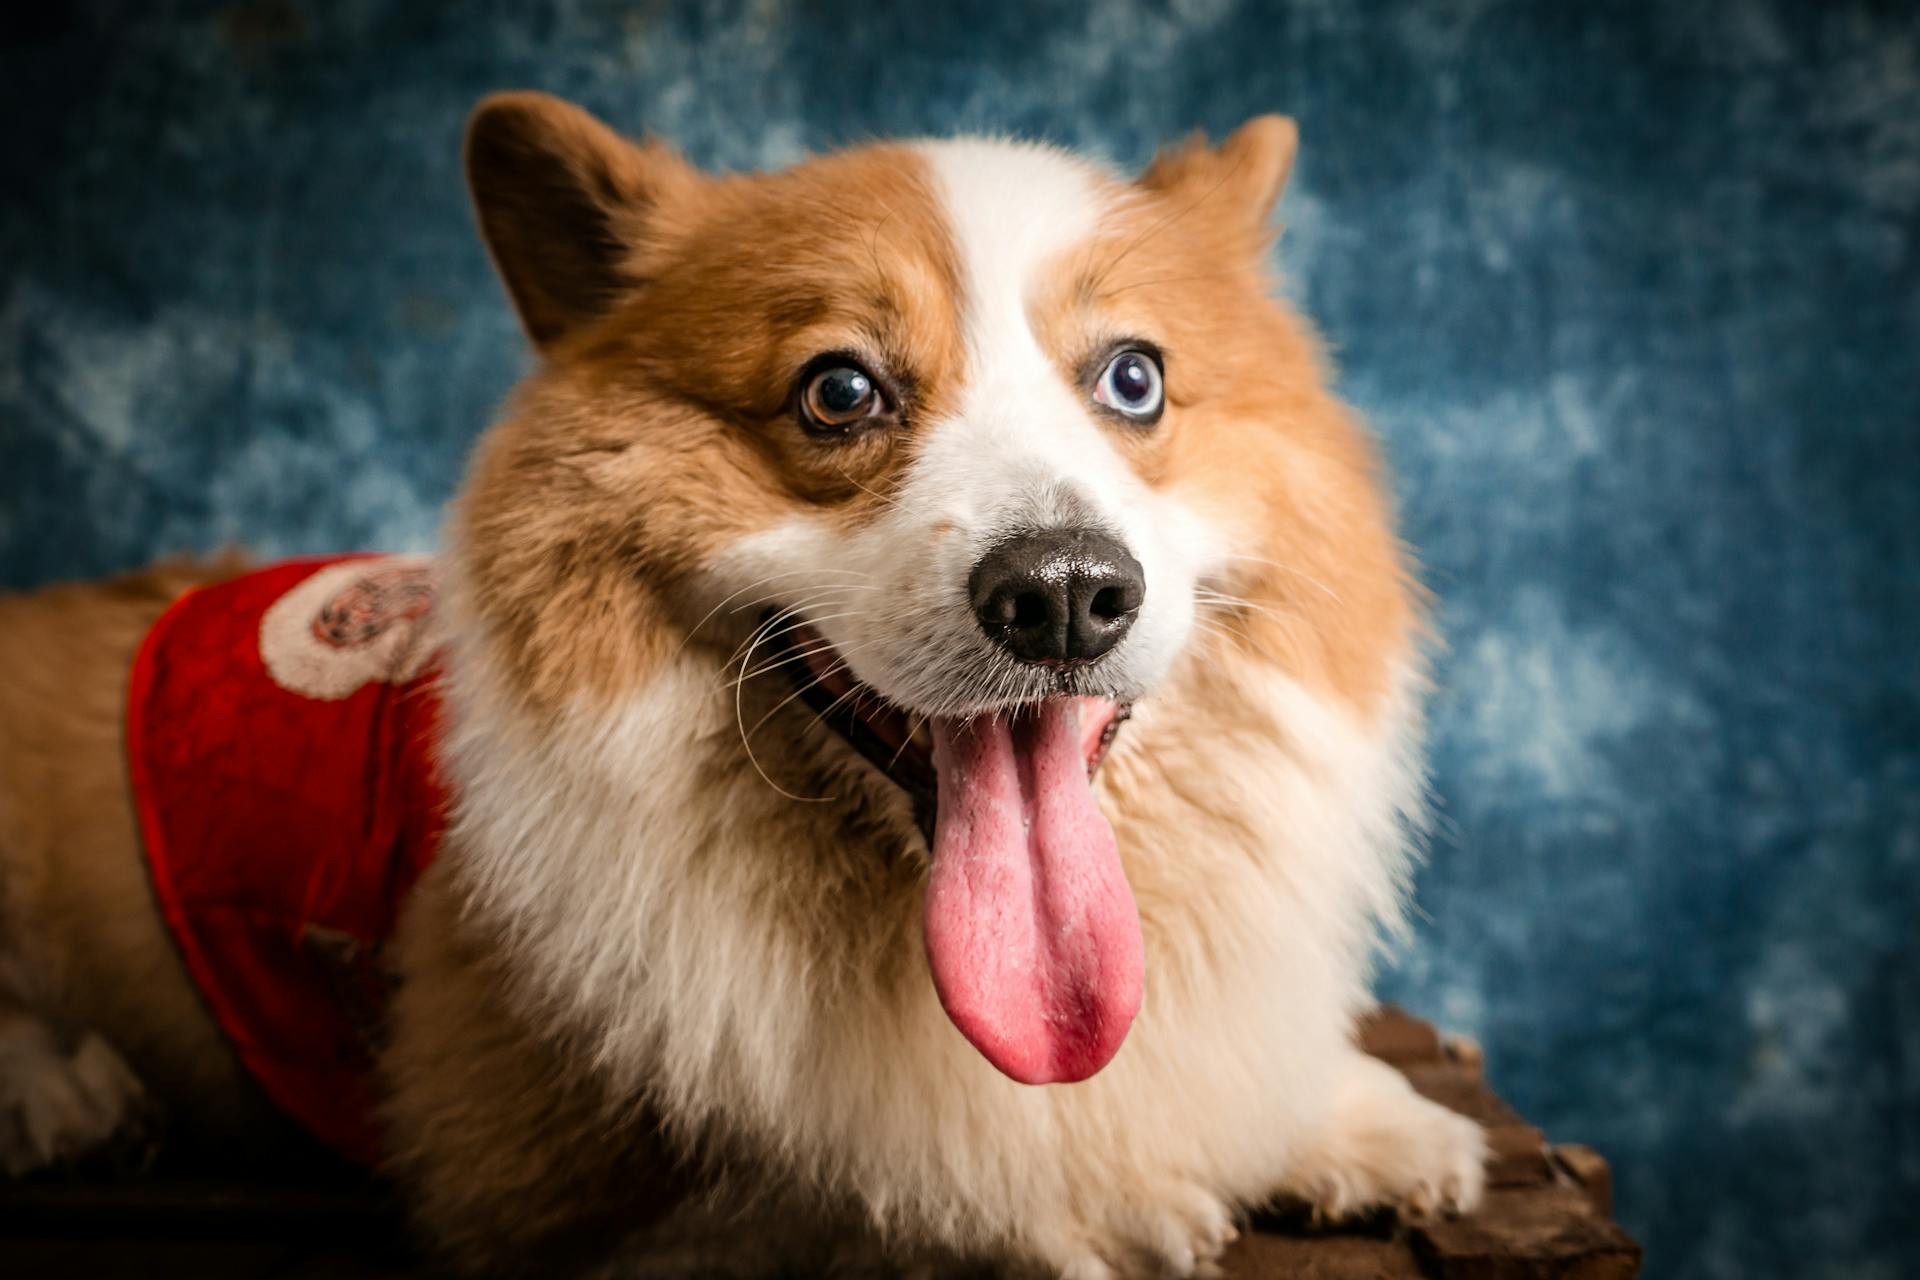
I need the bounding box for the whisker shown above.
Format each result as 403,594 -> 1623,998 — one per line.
732,611 -> 837,804
793,677 -> 870,741
743,654 -> 858,742
1195,589 -> 1302,630
721,598 -> 865,667
1217,554 -> 1342,603
726,607 -> 871,670
674,569 -> 878,657
734,624 -> 878,686
836,468 -> 908,514
885,711 -> 932,775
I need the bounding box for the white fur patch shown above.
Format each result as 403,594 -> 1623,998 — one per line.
259,555 -> 440,699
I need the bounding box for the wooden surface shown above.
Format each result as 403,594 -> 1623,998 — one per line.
1219,1009 -> 1643,1279
0,1008 -> 1641,1278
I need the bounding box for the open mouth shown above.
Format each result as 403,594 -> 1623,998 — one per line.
767,621 -> 1132,833
767,618 -> 1144,1087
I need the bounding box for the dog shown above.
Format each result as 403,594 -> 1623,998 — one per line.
0,92 -> 1486,1276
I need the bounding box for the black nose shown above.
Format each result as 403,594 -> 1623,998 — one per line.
969,528 -> 1145,666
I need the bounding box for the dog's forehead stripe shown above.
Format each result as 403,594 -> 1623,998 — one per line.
914,140 -> 1108,366
887,139 -> 1160,563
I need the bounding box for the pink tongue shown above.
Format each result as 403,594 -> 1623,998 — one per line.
924,701 -> 1144,1084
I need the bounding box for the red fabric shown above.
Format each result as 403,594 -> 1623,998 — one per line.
127,556 -> 449,1165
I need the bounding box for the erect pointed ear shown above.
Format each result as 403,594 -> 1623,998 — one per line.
464,92 -> 698,350
1138,114 -> 1299,235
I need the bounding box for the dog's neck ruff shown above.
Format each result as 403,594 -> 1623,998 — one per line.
127,556 -> 449,1163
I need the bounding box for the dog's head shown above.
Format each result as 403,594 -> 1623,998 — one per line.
454,94 -> 1413,1086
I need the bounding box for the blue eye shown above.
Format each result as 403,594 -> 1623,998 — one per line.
1093,348 -> 1164,422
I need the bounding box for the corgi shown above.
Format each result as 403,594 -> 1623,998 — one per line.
0,92 -> 1486,1276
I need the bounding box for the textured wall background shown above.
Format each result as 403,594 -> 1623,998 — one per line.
2,1 -> 1915,1275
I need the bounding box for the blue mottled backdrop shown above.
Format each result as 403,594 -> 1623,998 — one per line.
2,2 -> 1915,1275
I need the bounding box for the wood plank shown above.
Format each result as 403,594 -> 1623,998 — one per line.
0,1010 -> 1640,1279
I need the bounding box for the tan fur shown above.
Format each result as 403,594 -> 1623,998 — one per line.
0,97 -> 1482,1276
0,558 -> 293,1157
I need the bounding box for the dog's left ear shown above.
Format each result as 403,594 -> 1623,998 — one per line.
465,92 -> 701,350
1137,115 -> 1298,242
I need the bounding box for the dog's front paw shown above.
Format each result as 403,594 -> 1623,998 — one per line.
1282,1055 -> 1486,1223
1048,1180 -> 1238,1280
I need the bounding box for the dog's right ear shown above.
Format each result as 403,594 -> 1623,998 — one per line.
465,92 -> 699,351
1137,115 -> 1298,258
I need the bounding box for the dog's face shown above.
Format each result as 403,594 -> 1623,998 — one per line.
455,94 -> 1412,1086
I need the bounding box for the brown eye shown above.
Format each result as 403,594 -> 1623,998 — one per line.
801,362 -> 883,432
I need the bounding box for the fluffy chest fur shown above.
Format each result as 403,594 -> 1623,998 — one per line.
430,600 -> 1425,1257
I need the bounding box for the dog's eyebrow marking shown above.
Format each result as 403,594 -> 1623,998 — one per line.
1086,269 -> 1246,304
555,444 -> 632,460
767,291 -> 832,330
915,139 -> 1104,366
902,138 -> 1154,543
